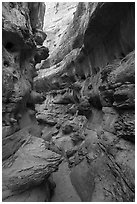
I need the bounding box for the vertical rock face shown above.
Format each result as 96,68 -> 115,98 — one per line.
2,2 -> 49,135
28,3 -> 47,46
34,2 -> 135,202
2,2 -> 35,134
2,2 -> 61,202
41,2 -> 95,69
28,2 -> 45,30
43,3 -> 78,55
2,2 -> 135,202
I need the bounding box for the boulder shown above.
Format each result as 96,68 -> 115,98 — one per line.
36,113 -> 57,126
77,98 -> 92,118
52,136 -> 74,153
2,127 -> 30,161
2,136 -> 62,200
29,90 -> 45,104
2,125 -> 19,139
99,51 -> 135,108
53,92 -> 75,105
62,123 -> 74,135
3,182 -> 51,202
113,84 -> 135,108
34,46 -> 49,64
34,29 -> 47,45
42,126 -> 59,141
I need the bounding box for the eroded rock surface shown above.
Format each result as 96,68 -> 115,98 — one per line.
3,136 -> 62,200
34,2 -> 134,202
3,2 -> 135,202
2,2 -> 60,202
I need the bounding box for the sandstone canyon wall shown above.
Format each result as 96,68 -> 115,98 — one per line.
2,2 -> 135,202
2,3 -> 61,202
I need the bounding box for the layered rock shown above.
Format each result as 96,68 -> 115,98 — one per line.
2,2 -> 49,134
34,2 -> 135,202
3,136 -> 62,201
35,2 -> 134,89
3,2 -> 135,202
43,3 -> 78,56
2,2 -> 59,202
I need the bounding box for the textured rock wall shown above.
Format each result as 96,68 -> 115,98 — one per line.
34,2 -> 135,202
2,2 -> 48,134
3,2 -> 35,136
2,2 -> 61,202
35,2 -> 78,70
28,2 -> 45,30
43,2 -> 78,54
35,2 -> 135,94
41,2 -> 95,69
2,2 -> 135,202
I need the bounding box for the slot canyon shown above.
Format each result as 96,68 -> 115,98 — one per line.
2,2 -> 135,202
